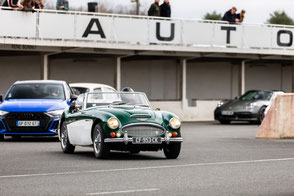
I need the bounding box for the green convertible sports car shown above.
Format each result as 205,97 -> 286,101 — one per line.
58,92 -> 183,159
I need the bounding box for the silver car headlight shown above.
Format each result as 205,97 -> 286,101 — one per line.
46,110 -> 64,118
0,110 -> 8,117
169,117 -> 181,129
107,117 -> 119,130
246,103 -> 256,110
217,101 -> 224,107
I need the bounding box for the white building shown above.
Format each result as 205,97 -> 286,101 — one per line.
0,8 -> 293,121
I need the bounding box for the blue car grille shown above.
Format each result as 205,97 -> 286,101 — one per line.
3,112 -> 51,133
0,121 -> 5,130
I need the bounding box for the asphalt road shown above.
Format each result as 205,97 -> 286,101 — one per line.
1,122 -> 294,196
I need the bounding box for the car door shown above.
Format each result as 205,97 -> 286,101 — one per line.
67,94 -> 94,146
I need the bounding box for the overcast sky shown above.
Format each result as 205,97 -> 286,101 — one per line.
53,0 -> 294,24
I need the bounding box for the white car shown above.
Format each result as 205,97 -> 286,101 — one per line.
264,91 -> 285,117
69,83 -> 116,95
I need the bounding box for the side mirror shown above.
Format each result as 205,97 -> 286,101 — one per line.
69,101 -> 76,113
70,94 -> 78,102
0,95 -> 3,103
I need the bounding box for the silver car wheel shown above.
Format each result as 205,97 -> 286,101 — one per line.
94,130 -> 102,154
61,125 -> 68,149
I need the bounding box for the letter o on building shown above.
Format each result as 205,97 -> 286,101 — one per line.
277,30 -> 293,47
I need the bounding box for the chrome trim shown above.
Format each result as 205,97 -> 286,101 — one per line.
130,114 -> 152,118
165,131 -> 170,145
104,137 -> 183,143
122,123 -> 166,131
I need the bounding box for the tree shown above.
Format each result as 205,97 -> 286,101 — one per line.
203,11 -> 222,21
267,11 -> 294,25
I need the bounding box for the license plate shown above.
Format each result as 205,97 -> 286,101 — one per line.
221,111 -> 234,116
132,137 -> 162,144
17,121 -> 40,127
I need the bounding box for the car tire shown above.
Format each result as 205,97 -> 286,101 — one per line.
220,120 -> 231,124
60,122 -> 75,154
93,124 -> 109,159
258,107 -> 266,124
0,134 -> 4,141
164,143 -> 181,159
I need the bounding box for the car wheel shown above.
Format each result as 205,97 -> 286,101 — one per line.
220,120 -> 231,124
60,122 -> 75,154
258,107 -> 266,124
0,134 -> 4,141
164,143 -> 181,159
93,124 -> 109,159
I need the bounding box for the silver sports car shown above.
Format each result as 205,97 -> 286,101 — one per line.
214,90 -> 283,124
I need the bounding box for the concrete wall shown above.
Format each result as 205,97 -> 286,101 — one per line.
0,56 -> 41,94
187,62 -> 239,102
245,63 -> 292,92
121,59 -> 181,101
49,58 -> 116,87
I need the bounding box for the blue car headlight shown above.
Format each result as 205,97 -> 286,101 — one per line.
46,110 -> 64,118
0,110 -> 8,117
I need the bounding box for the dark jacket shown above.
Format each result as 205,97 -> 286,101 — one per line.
160,2 -> 171,18
148,2 -> 160,17
56,0 -> 69,11
2,0 -> 20,8
222,9 -> 237,23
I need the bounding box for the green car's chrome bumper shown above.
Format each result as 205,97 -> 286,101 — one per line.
104,137 -> 183,144
104,132 -> 183,145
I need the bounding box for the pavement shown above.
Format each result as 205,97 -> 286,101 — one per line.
1,122 -> 294,196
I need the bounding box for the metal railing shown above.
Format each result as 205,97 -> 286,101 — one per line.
0,6 -> 294,53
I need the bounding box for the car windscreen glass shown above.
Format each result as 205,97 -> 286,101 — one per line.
86,92 -> 150,109
6,84 -> 65,100
240,91 -> 272,101
71,87 -> 89,95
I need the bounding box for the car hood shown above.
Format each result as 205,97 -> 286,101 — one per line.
90,106 -> 165,127
0,99 -> 68,112
221,99 -> 255,110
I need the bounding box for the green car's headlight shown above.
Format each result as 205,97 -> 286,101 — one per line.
46,110 -> 64,118
0,110 -> 8,117
169,117 -> 181,129
107,117 -> 119,130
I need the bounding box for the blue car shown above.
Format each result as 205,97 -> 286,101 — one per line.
0,80 -> 77,140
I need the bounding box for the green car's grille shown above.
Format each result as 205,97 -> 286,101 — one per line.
123,125 -> 165,137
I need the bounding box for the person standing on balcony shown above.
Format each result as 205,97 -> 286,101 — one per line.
2,0 -> 24,8
148,0 -> 160,17
160,0 -> 171,18
236,10 -> 246,23
56,0 -> 69,11
222,7 -> 239,23
20,0 -> 33,10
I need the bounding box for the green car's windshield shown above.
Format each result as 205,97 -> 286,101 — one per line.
240,91 -> 272,101
86,92 -> 151,109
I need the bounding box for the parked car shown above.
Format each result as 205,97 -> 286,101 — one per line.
69,83 -> 116,95
0,80 -> 77,140
214,90 -> 284,124
59,91 -> 183,159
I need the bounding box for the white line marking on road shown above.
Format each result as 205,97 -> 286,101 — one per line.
86,188 -> 159,195
1,157 -> 294,179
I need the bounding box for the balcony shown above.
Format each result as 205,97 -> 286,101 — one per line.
0,7 -> 294,56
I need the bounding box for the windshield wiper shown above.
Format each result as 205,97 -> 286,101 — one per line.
136,104 -> 150,108
111,101 -> 127,105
